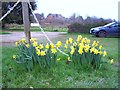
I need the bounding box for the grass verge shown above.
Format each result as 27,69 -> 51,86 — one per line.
2,34 -> 119,88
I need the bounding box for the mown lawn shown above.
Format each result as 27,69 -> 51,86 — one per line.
2,33 -> 119,88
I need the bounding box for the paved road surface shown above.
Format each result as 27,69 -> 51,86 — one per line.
0,32 -> 66,46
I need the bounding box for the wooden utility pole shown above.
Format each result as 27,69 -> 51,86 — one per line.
0,1 -> 2,29
22,0 -> 31,44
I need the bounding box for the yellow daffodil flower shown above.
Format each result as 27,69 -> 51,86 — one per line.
99,51 -> 102,55
39,44 -> 44,49
33,42 -> 38,47
70,49 -> 75,55
76,35 -> 82,42
35,46 -> 39,51
78,49 -> 83,54
51,49 -> 57,54
110,59 -> 114,64
84,45 -> 90,53
45,43 -> 49,49
56,41 -> 62,48
30,38 -> 37,42
78,43 -> 84,48
40,51 -> 46,56
73,42 -> 77,46
50,43 -> 54,49
87,39 -> 90,44
69,38 -> 73,43
64,44 -> 68,49
21,38 -> 26,43
90,47 -> 95,53
13,55 -> 17,59
68,57 -> 70,61
26,44 -> 30,48
66,40 -> 69,45
99,45 -> 102,50
57,58 -> 61,61
15,42 -> 18,46
70,46 -> 74,50
103,51 -> 107,57
94,49 -> 98,55
36,51 -> 41,56
84,45 -> 90,49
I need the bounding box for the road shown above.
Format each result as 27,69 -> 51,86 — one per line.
0,32 -> 66,46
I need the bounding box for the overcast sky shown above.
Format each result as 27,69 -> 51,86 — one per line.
34,0 -> 119,20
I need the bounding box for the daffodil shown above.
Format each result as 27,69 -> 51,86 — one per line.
78,49 -> 83,54
39,44 -> 44,49
64,44 -> 68,49
70,49 -> 75,55
81,38 -> 87,43
26,44 -> 30,48
103,51 -> 107,57
57,58 -> 61,61
21,38 -> 26,43
35,46 -> 39,51
13,55 -> 16,59
78,43 -> 84,48
68,57 -> 70,61
99,45 -> 102,50
56,41 -> 62,48
50,43 -> 54,49
36,51 -> 41,56
90,47 -> 95,53
110,59 -> 114,64
15,42 -> 18,46
73,42 -> 77,46
70,46 -> 74,50
76,35 -> 82,42
69,38 -> 73,43
33,42 -> 38,47
94,49 -> 98,55
84,45 -> 90,53
45,43 -> 49,49
87,39 -> 90,44
30,38 -> 37,42
66,40 -> 69,44
40,51 -> 46,56
92,41 -> 99,47
99,51 -> 102,55
51,48 -> 57,54
84,45 -> 90,50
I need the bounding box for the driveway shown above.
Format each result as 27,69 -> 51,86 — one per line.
0,32 -> 66,46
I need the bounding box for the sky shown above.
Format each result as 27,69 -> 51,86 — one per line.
34,0 -> 119,20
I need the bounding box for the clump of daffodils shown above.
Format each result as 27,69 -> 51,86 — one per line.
64,35 -> 107,69
13,35 -> 110,71
13,38 -> 62,71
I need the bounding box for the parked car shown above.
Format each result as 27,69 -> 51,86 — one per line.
90,22 -> 120,37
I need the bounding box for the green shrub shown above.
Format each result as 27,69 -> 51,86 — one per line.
68,22 -> 109,33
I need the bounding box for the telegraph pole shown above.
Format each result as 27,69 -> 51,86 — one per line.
22,0 -> 31,44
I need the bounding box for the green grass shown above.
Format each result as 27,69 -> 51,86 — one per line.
0,32 -> 11,34
3,27 -> 68,32
2,33 -> 119,88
